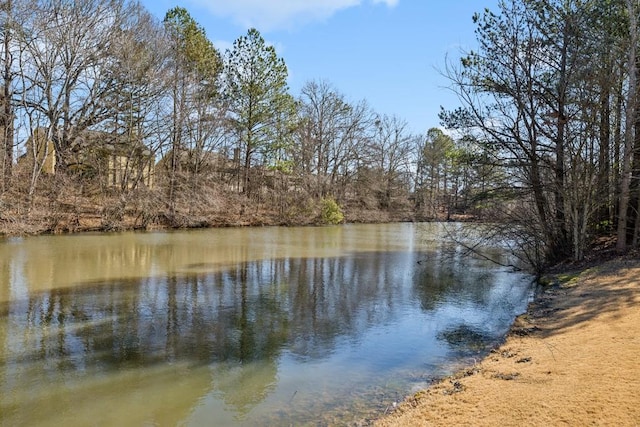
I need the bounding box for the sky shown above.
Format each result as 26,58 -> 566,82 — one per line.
139,0 -> 500,136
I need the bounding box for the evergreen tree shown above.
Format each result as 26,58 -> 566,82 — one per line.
223,28 -> 296,196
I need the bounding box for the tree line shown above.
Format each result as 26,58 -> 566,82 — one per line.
0,0 -> 491,233
2,0 -> 638,272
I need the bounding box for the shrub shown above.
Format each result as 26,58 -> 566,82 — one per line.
320,198 -> 344,225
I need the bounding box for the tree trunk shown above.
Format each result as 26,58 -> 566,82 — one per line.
597,75 -> 611,227
554,16 -> 570,256
616,0 -> 638,252
629,91 -> 640,244
1,0 -> 13,192
613,64 -> 625,226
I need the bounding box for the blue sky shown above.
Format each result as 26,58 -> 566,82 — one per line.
139,1 -> 500,135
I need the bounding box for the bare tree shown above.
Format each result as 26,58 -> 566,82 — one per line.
0,0 -> 14,192
366,114 -> 414,209
19,0 -> 140,172
99,5 -> 171,192
163,6 -> 222,216
441,0 -> 615,268
296,80 -> 375,200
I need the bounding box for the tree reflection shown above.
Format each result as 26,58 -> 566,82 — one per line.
0,241 -> 529,423
413,245 -> 503,311
212,360 -> 278,419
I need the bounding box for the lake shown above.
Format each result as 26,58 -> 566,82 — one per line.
0,222 -> 532,426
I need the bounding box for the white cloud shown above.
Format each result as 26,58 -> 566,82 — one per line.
188,0 -> 398,32
372,0 -> 399,6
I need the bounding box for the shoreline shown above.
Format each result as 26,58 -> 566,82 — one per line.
375,256 -> 640,426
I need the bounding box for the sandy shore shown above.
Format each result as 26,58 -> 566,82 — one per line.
375,258 -> 640,427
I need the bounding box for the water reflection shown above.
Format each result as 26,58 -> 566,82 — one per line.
0,224 -> 532,426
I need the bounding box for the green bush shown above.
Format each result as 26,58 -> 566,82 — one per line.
320,198 -> 344,225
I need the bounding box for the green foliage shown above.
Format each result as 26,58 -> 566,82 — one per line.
164,7 -> 222,87
268,159 -> 294,174
320,198 -> 344,225
223,28 -> 296,194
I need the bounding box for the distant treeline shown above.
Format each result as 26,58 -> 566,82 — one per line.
0,1 -> 492,236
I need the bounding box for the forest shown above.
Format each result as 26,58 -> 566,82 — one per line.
0,0 -> 639,273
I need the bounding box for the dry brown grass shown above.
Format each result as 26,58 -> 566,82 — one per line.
375,258 -> 640,427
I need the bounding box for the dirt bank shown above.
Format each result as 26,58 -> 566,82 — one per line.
375,258 -> 640,426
